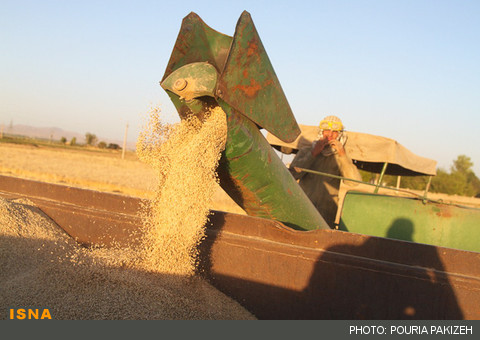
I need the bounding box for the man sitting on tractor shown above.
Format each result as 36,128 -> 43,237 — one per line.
289,115 -> 361,228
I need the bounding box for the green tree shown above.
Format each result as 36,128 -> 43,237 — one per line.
431,155 -> 480,196
359,155 -> 480,197
70,137 -> 77,146
397,175 -> 429,191
359,170 -> 428,191
431,168 -> 463,195
98,141 -> 107,149
60,137 -> 67,144
85,133 -> 97,146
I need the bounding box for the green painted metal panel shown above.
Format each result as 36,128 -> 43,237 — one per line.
216,11 -> 301,143
216,98 -> 328,230
161,62 -> 218,101
162,11 -> 300,144
161,12 -> 232,80
339,191 -> 480,253
161,65 -> 328,230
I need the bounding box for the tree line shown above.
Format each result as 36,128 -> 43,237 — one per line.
59,132 -> 121,150
361,155 -> 480,198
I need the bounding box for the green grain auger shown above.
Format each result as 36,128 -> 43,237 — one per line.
161,11 -> 328,230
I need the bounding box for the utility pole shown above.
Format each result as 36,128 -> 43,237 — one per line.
122,123 -> 128,160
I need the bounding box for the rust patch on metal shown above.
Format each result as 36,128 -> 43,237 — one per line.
435,205 -> 453,218
247,41 -> 258,56
233,78 -> 262,97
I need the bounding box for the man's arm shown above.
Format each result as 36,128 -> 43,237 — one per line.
289,147 -> 315,180
330,139 -> 362,186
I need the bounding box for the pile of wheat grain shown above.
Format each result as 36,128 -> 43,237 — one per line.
0,197 -> 254,320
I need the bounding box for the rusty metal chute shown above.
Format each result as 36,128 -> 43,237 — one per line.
161,12 -> 328,230
162,11 -> 300,142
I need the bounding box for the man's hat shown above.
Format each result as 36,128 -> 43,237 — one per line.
319,115 -> 343,131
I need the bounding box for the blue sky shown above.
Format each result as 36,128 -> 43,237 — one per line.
1,0 -> 479,174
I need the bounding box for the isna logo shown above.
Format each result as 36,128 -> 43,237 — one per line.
9,308 -> 52,320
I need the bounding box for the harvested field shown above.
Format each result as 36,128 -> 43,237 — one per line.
0,141 -> 245,214
0,142 -> 156,197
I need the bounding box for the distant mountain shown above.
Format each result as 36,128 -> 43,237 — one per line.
3,124 -> 135,149
6,124 -> 84,142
